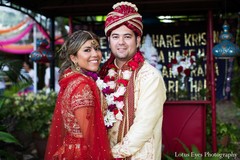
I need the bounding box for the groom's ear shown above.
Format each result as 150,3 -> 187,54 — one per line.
137,36 -> 141,48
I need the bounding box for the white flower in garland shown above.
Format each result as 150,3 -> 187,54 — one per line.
105,94 -> 115,105
107,69 -> 117,77
107,81 -> 116,89
122,70 -> 132,80
115,101 -> 124,109
96,78 -> 107,90
104,110 -> 117,127
113,86 -> 126,97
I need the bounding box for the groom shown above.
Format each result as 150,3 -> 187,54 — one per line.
100,1 -> 167,160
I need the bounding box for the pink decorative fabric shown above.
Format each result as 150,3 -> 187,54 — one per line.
0,23 -> 34,45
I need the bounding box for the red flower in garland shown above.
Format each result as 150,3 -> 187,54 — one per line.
104,76 -> 115,82
128,61 -> 139,70
114,96 -> 124,101
171,58 -> 178,64
127,52 -> 144,70
117,79 -> 128,86
133,52 -> 145,62
113,109 -> 119,115
177,66 -> 183,73
168,50 -> 196,77
184,68 -> 191,76
183,50 -> 188,56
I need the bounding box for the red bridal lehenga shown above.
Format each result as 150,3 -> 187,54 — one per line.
44,68 -> 113,160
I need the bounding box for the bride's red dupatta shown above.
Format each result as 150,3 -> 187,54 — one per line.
45,69 -> 113,160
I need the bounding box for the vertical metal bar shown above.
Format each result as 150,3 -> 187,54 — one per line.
50,17 -> 55,91
207,10 -> 217,152
33,22 -> 37,93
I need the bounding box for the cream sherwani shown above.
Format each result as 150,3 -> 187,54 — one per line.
109,61 -> 167,160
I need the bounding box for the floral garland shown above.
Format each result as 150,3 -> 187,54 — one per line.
168,50 -> 196,90
84,51 -> 144,128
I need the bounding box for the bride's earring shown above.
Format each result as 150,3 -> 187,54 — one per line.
75,62 -> 80,71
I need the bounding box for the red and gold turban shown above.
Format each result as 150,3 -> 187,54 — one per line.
105,1 -> 143,36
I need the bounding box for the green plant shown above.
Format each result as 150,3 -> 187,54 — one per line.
206,105 -> 239,154
0,131 -> 21,145
0,130 -> 22,159
0,58 -> 29,159
216,121 -> 239,153
3,88 -> 57,139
